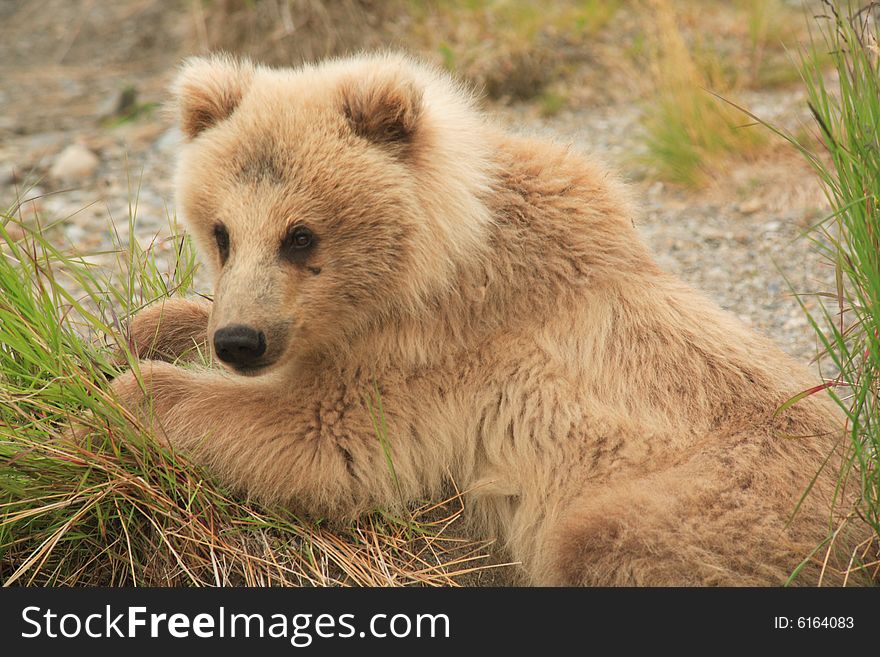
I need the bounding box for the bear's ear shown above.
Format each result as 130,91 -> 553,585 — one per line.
173,56 -> 255,140
341,74 -> 423,149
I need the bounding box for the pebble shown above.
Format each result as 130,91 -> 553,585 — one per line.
738,198 -> 763,214
155,127 -> 182,153
3,222 -> 26,241
49,143 -> 100,183
64,224 -> 87,244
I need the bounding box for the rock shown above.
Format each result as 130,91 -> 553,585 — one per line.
64,224 -> 87,244
4,222 -> 27,241
60,79 -> 83,96
25,185 -> 46,199
49,144 -> 100,183
738,198 -> 763,215
155,127 -> 181,153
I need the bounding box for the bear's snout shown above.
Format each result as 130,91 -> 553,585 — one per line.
213,324 -> 267,370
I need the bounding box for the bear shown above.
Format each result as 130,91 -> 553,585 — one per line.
112,52 -> 867,586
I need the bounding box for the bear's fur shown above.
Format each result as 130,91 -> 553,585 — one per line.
114,53 -> 866,585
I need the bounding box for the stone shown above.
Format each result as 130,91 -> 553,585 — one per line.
49,144 -> 100,183
3,220 -> 26,241
738,198 -> 763,215
155,126 -> 182,153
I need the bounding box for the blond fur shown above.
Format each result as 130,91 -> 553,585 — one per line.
115,53 -> 866,586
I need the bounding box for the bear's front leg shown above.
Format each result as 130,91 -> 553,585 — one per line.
111,361 -> 405,517
123,298 -> 211,363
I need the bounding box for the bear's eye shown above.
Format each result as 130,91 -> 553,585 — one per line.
214,224 -> 230,264
289,226 -> 313,249
282,225 -> 316,263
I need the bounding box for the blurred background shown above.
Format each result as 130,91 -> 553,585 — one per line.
0,0 -> 837,360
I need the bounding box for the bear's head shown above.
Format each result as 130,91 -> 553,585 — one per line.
172,54 -> 493,375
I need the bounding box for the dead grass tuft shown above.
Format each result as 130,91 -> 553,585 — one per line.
639,0 -> 768,187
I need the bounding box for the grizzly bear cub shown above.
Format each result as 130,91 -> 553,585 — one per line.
114,53 -> 862,586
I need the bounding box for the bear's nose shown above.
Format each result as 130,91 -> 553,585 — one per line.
213,324 -> 267,368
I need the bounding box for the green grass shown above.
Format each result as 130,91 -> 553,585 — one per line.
0,194 -> 496,586
770,0 -> 880,578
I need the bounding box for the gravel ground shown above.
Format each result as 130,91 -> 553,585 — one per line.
1,17 -> 836,368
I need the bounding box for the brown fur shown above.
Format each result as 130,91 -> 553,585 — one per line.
125,298 -> 210,362
115,53 -> 867,586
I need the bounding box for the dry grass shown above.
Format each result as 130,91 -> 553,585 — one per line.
407,0 -> 624,100
189,0 -> 629,102
188,0 -> 395,66
639,0 -> 768,187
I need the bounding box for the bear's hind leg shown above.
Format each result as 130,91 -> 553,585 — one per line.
543,456 -> 810,586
